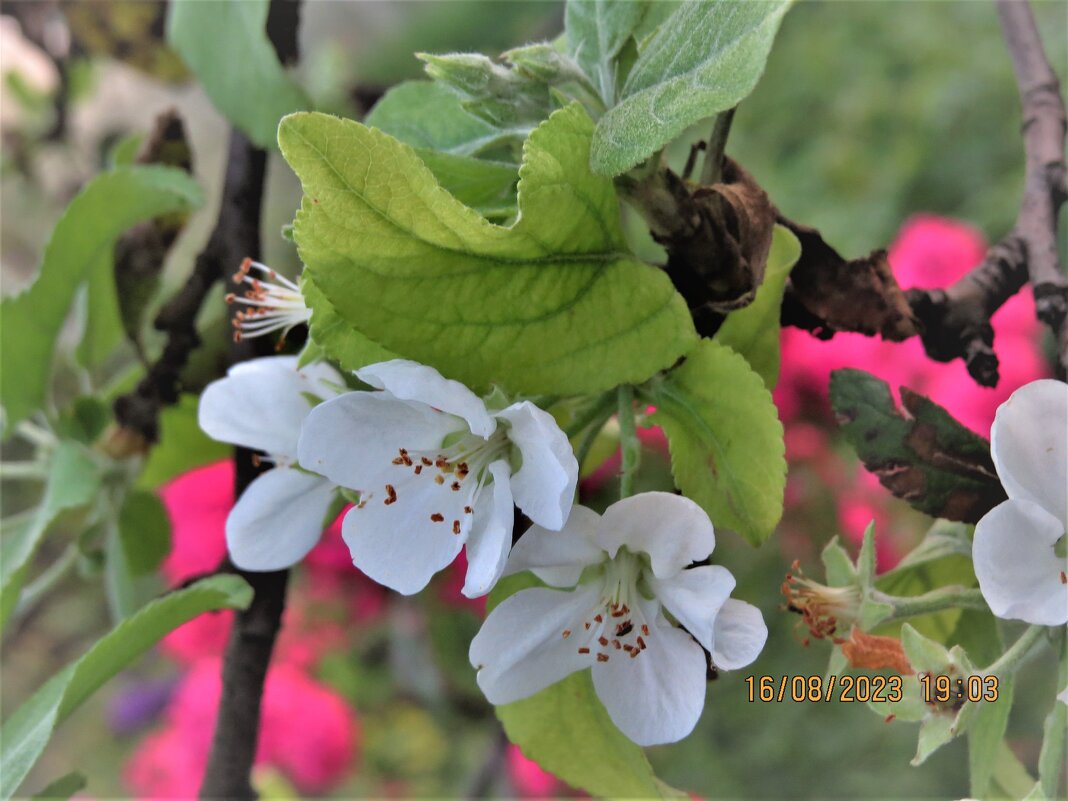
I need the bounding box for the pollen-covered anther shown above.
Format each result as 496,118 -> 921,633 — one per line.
561,629 -> 571,639
452,520 -> 461,535
434,475 -> 445,485
615,621 -> 633,637
578,647 -> 590,654
384,484 -> 398,505
464,505 -> 473,514
598,636 -> 609,647
640,624 -> 649,636
596,653 -> 610,662
451,481 -> 461,491
430,513 -> 445,522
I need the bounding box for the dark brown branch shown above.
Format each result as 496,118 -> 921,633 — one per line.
199,3 -> 302,799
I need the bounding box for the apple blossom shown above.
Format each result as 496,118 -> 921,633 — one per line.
198,356 -> 343,570
469,492 -> 767,746
972,379 -> 1068,625
226,258 -> 312,348
297,359 -> 578,598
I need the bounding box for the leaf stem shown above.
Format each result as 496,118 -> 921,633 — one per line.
0,462 -> 49,480
873,586 -> 989,621
986,625 -> 1048,677
14,545 -> 79,616
617,384 -> 640,499
699,107 -> 736,186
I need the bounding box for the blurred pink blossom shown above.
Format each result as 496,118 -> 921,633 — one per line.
506,745 -> 559,798
125,660 -> 357,797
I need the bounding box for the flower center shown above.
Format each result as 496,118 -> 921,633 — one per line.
226,258 -> 312,349
781,560 -> 860,645
561,551 -> 652,664
373,429 -> 511,535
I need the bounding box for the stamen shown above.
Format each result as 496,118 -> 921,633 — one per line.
228,258 -> 310,347
596,653 -> 609,662
452,520 -> 461,535
451,481 -> 461,491
640,624 -> 649,636
597,636 -> 609,647
384,484 -> 397,505
464,505 -> 473,514
578,647 -> 590,654
562,630 -> 571,639
435,475 -> 445,485
430,513 -> 445,523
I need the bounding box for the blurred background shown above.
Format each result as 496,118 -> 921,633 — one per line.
1,1 -> 1066,798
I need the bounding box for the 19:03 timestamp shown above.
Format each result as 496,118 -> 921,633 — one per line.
919,673 -> 999,703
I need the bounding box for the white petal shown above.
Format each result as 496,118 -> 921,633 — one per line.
229,356 -> 343,398
226,468 -> 335,571
1058,685 -> 1068,706
297,391 -> 464,491
496,401 -> 578,531
973,499 -> 1068,625
710,599 -> 768,670
650,566 -> 735,654
991,379 -> 1068,527
596,493 -> 715,579
462,460 -> 515,598
504,505 -> 605,588
199,356 -> 327,459
470,584 -> 600,705
340,458 -> 473,595
591,605 -> 707,746
356,359 -> 496,438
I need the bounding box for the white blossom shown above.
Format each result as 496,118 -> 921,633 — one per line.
198,356 -> 342,570
469,492 -> 767,746
297,359 -> 577,597
973,379 -> 1067,626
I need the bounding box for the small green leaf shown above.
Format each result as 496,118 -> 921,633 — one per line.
900,624 -> 952,675
968,676 -> 1014,798
281,103 -> 696,396
488,575 -> 670,799
912,712 -> 956,766
30,771 -> 85,801
591,0 -> 791,175
714,225 -> 800,388
166,0 -> 309,150
0,443 -> 102,634
116,489 -> 171,577
820,537 -> 856,587
0,167 -> 202,432
857,521 -> 877,589
565,0 -> 649,102
366,81 -> 521,160
649,339 -> 785,546
137,395 -> 230,489
0,575 -> 252,800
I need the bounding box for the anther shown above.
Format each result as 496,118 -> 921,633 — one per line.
414,465 -> 423,475
578,647 -> 590,654
464,505 -> 473,514
421,457 -> 433,466
598,636 -> 609,647
636,636 -> 647,650
451,481 -> 461,491
384,485 -> 397,505
562,630 -> 571,639
452,520 -> 461,535
594,614 -> 603,623
615,621 -> 633,637
430,513 -> 445,522
596,653 -> 609,662
612,640 -> 621,650
434,475 -> 445,485
640,624 -> 649,636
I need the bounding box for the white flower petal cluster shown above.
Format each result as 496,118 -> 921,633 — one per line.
198,356 -> 343,570
972,379 -> 1068,626
297,359 -> 578,597
469,492 -> 767,746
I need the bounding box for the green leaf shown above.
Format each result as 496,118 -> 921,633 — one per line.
137,395 -> 230,489
365,81 -> 521,161
166,0 -> 309,150
649,339 -> 785,545
714,225 -> 800,388
912,712 -> 956,766
857,521 -> 877,588
968,676 -> 1014,798
1037,697 -> 1067,800
0,443 -> 102,635
408,150 -> 518,218
281,103 -> 696,396
590,0 -> 791,175
30,772 -> 85,800
1,167 -> 201,432
565,0 -> 649,102
830,369 -> 1007,523
418,52 -> 554,129
488,575 -> 669,799
300,275 -> 397,373
0,575 -> 252,800
820,537 -> 857,587
75,251 -> 125,368
117,491 -> 171,577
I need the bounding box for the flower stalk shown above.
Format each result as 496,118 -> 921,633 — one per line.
617,384 -> 640,499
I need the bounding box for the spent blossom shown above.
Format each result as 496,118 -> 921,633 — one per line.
298,359 -> 578,597
469,493 -> 766,746
227,258 -> 311,348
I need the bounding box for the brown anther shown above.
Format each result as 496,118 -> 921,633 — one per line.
1061,571 -> 1067,584
578,647 -> 590,654
357,500 -> 367,509
225,293 -> 237,304
612,639 -> 621,650
464,506 -> 473,514
640,624 -> 649,636
384,484 -> 397,505
598,636 -> 609,647
435,457 -> 449,469
584,622 -> 591,630
596,653 -> 610,662
421,457 -> 433,466
562,630 -> 571,639
629,650 -> 639,659
434,475 -> 445,485
594,614 -> 603,623
636,636 -> 647,650
392,457 -> 406,465
430,513 -> 445,523
414,465 -> 423,475
451,481 -> 461,491
456,463 -> 469,479
611,607 -> 626,617
623,644 -> 635,654
452,520 -> 461,535
615,621 -> 633,637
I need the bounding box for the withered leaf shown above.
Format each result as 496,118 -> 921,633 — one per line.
779,217 -> 918,340
840,627 -> 913,675
830,368 -> 1005,523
